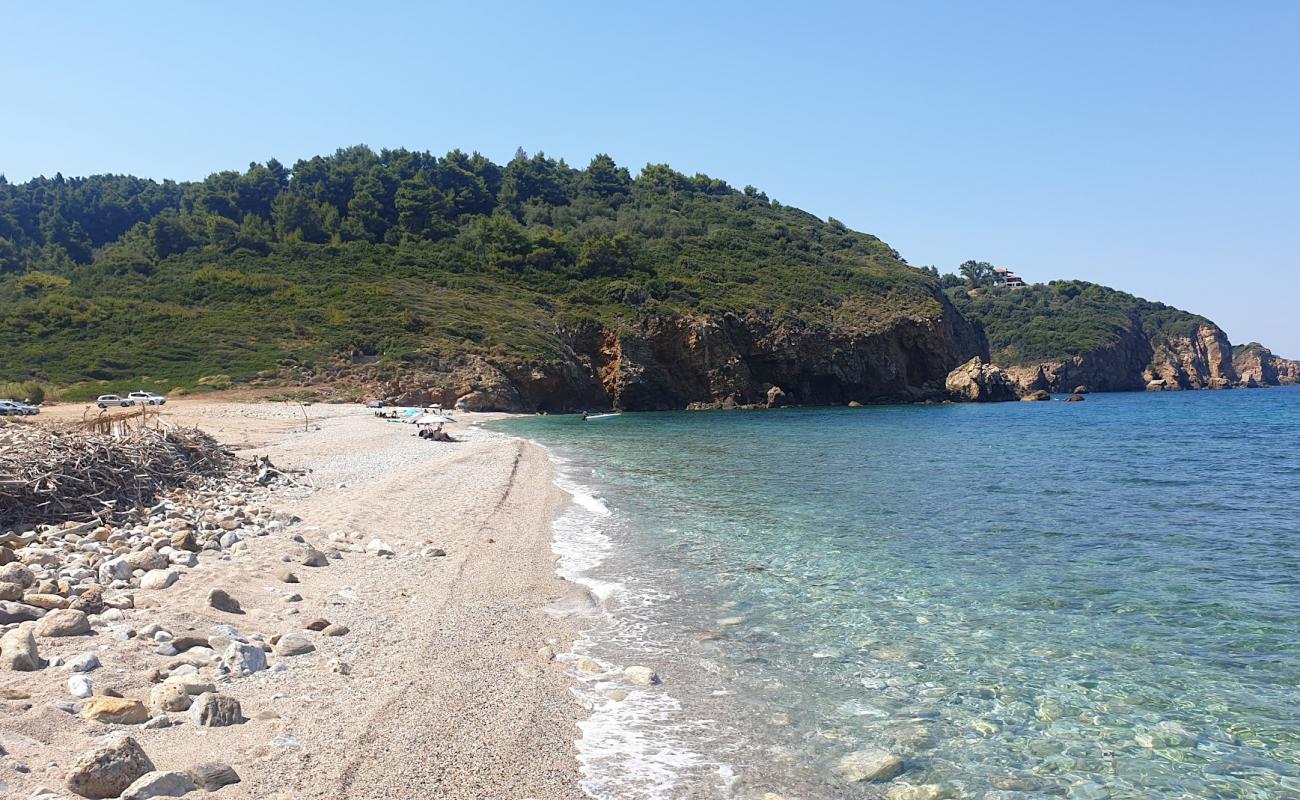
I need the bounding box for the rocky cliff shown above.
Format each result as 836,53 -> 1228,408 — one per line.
1001,322 -> 1237,393
1232,343 -> 1300,387
950,282 -> 1247,395
367,292 -> 987,411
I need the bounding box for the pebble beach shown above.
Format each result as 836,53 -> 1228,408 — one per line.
1,401 -> 586,799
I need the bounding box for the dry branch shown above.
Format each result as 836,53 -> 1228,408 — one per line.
0,420 -> 237,528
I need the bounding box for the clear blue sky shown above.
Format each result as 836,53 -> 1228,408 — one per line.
3,1 -> 1297,355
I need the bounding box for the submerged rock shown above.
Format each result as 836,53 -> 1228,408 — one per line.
835,749 -> 904,783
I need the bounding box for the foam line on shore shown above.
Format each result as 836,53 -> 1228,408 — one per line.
522,435 -> 735,800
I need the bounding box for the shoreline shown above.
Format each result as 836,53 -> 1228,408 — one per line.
2,402 -> 587,799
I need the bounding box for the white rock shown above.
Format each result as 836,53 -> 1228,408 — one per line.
168,551 -> 197,567
624,666 -> 660,686
140,569 -> 178,590
221,641 -> 267,676
120,769 -> 197,799
68,674 -> 95,698
97,557 -> 133,584
365,538 -> 395,557
66,652 -> 101,672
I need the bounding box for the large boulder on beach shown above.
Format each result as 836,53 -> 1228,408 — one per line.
945,357 -> 1017,402
835,749 -> 904,783
0,562 -> 35,586
36,608 -> 91,637
0,600 -> 44,624
65,736 -> 155,798
0,624 -> 42,670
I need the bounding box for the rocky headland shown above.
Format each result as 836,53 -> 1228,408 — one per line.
1232,342 -> 1300,387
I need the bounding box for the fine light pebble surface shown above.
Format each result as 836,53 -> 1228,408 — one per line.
1,400 -> 585,799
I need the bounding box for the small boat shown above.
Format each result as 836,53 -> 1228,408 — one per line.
582,412 -> 622,421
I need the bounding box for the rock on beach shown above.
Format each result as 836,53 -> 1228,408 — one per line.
221,641 -> 268,675
65,736 -> 155,799
36,608 -> 92,637
188,762 -> 241,791
120,770 -> 196,799
0,624 -> 42,670
81,696 -> 150,725
206,589 -> 242,614
188,692 -> 244,727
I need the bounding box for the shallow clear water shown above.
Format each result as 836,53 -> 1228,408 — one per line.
501,388 -> 1300,799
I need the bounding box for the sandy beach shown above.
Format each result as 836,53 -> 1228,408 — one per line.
2,400 -> 586,799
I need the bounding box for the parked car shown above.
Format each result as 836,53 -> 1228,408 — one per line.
128,391 -> 167,405
0,400 -> 38,415
96,394 -> 136,408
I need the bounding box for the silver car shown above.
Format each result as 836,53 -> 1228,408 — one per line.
0,400 -> 37,415
96,394 -> 136,408
128,391 -> 167,406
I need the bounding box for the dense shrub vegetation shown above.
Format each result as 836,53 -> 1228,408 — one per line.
949,280 -> 1211,365
0,146 -> 942,392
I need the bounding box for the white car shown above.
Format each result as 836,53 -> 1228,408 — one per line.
96,394 -> 136,408
128,391 -> 167,406
0,400 -> 38,416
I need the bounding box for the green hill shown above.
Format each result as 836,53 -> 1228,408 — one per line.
0,146 -> 952,404
948,280 -> 1212,366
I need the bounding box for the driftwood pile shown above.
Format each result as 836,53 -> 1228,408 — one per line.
0,420 -> 237,527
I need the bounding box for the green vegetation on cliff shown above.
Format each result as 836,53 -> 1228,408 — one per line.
0,146 -> 942,393
949,280 -> 1212,366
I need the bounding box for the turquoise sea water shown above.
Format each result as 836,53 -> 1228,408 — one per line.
500,388 -> 1300,799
